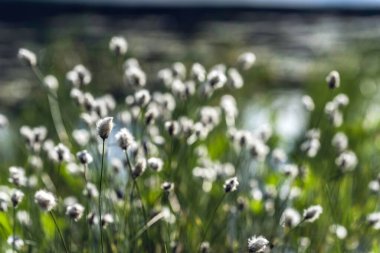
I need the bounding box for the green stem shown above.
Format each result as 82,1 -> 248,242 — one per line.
12,206 -> 16,253
50,211 -> 70,253
125,151 -> 151,251
199,193 -> 226,250
99,139 -> 106,253
31,66 -> 70,146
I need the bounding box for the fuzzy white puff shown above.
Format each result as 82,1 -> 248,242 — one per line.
96,117 -> 114,139
34,190 -> 57,212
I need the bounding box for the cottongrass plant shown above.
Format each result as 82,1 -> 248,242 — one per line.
0,34 -> 374,252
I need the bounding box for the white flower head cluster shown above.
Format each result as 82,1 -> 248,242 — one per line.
324,93 -> 349,128
18,48 -> 37,67
115,128 -> 135,150
76,150 -> 93,165
34,190 -> 57,212
280,208 -> 301,228
236,52 -> 256,71
367,212 -> 380,229
8,167 -> 27,187
20,125 -> 48,152
66,203 -> 85,222
303,205 -> 323,223
66,64 -> 92,87
223,177 -> 239,193
335,150 -> 358,172
109,36 -> 128,56
248,235 -> 271,253
326,70 -> 340,89
301,129 -> 321,158
96,117 -> 114,140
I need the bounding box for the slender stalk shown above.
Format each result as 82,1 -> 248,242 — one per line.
12,206 -> 16,253
199,193 -> 226,250
50,211 -> 70,253
98,139 -> 106,253
124,151 -> 151,250
31,66 -> 70,146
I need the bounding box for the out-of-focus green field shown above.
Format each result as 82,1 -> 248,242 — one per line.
1,7 -> 380,253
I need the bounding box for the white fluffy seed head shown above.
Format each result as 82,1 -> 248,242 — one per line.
96,117 -> 114,140
223,177 -> 239,193
7,236 -> 24,250
190,63 -> 206,83
302,95 -> 315,111
8,167 -> 27,187
34,190 -> 57,212
133,158 -> 147,178
18,48 -> 37,66
326,70 -> 340,89
83,183 -> 99,199
247,235 -> 270,253
165,121 -> 180,137
115,128 -> 135,150
237,52 -> 256,70
67,65 -> 92,87
101,213 -> 114,228
11,189 -> 24,208
76,150 -> 93,165
280,208 -> 301,228
66,203 -> 85,222
147,157 -> 163,172
134,89 -> 151,107
207,69 -> 227,90
227,68 -> 244,89
331,132 -> 348,153
303,205 -> 323,223
335,150 -> 358,172
44,75 -> 59,91
124,66 -> 146,87
161,181 -> 174,192
109,36 -> 128,56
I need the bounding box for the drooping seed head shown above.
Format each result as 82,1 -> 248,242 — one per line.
18,48 -> 37,67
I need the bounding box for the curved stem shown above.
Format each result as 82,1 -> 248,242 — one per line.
50,211 -> 70,253
98,139 -> 106,253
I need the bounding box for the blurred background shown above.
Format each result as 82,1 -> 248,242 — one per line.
2,0 -> 380,151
